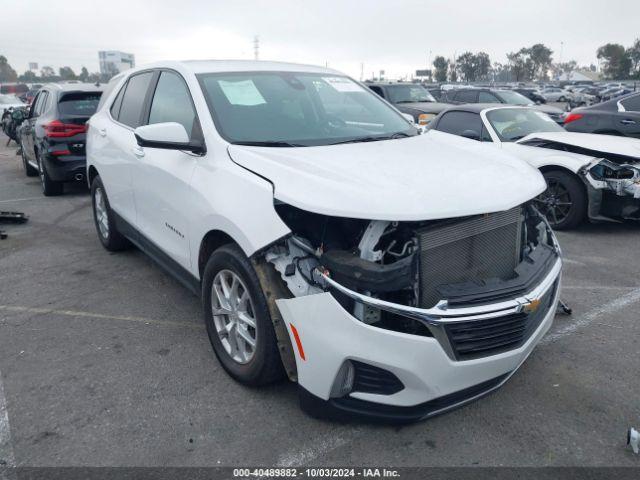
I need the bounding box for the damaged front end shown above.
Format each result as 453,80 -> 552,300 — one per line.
583,159 -> 640,221
264,202 -> 561,362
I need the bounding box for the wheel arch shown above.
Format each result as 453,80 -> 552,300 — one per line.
87,165 -> 99,187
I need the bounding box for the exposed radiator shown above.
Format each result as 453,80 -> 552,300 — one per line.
418,206 -> 523,308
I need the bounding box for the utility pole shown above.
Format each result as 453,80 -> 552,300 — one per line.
253,36 -> 260,61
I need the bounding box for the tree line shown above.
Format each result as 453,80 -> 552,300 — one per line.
0,57 -> 112,84
431,38 -> 640,83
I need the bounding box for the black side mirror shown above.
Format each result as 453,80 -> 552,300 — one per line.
461,129 -> 481,141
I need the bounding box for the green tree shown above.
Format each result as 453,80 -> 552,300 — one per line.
507,50 -> 533,82
59,66 -> 77,80
475,52 -> 491,80
432,56 -> 449,83
456,52 -> 477,81
528,43 -> 553,80
627,38 -> 640,78
19,70 -> 38,83
79,66 -> 90,82
597,43 -> 631,79
0,55 -> 18,82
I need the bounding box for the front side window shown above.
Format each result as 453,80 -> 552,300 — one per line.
117,72 -> 154,128
486,108 -> 564,142
621,94 -> 640,112
198,72 -> 417,147
386,85 -> 435,104
148,71 -> 196,137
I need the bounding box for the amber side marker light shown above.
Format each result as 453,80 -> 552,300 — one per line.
289,323 -> 306,361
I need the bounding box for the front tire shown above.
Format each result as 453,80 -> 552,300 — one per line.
91,175 -> 130,251
535,170 -> 587,230
202,244 -> 285,386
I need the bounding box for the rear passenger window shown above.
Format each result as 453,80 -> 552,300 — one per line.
117,72 -> 154,128
621,94 -> 640,112
110,85 -> 126,119
435,111 -> 483,138
148,71 -> 196,138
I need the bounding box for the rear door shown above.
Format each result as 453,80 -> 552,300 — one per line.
94,71 -> 155,226
24,90 -> 48,163
131,69 -> 202,270
617,94 -> 640,138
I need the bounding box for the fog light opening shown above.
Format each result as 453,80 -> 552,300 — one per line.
329,360 -> 355,398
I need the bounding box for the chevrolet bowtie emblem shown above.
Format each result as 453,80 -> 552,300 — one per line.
523,299 -> 542,314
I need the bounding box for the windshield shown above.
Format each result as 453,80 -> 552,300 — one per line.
386,85 -> 436,104
0,94 -> 22,105
486,108 -> 565,142
495,90 -> 534,106
198,72 -> 418,147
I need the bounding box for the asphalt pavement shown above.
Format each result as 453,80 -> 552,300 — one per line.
0,133 -> 639,467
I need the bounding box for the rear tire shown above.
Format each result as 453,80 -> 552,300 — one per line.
21,142 -> 37,177
202,244 -> 285,386
91,175 -> 130,251
535,170 -> 587,230
38,153 -> 63,196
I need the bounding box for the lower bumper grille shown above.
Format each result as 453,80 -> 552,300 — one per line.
418,207 -> 523,308
443,280 -> 558,360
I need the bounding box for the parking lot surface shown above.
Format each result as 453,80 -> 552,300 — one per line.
0,132 -> 639,467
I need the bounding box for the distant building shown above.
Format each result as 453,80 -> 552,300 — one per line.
99,51 -> 135,76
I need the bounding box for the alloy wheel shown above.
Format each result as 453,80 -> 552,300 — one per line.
534,178 -> 573,226
94,187 -> 110,239
211,269 -> 258,365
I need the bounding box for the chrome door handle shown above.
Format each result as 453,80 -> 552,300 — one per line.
621,119 -> 636,125
98,128 -> 107,137
132,146 -> 145,158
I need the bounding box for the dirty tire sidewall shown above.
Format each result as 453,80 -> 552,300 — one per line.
90,175 -> 130,252
39,153 -> 63,196
202,244 -> 284,386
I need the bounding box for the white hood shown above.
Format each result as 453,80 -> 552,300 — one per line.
517,131 -> 640,160
228,130 -> 546,221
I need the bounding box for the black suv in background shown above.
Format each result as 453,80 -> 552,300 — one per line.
513,88 -> 546,104
367,82 -> 451,125
19,83 -> 103,196
444,88 -> 565,123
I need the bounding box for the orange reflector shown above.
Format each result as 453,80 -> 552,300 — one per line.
289,323 -> 306,361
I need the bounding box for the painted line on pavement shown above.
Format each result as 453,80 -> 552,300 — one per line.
543,286 -> 640,344
0,305 -> 203,330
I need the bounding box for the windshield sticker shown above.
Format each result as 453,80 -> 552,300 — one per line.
322,77 -> 363,93
219,80 -> 266,106
534,111 -> 556,122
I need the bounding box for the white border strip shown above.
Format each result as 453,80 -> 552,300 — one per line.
0,369 -> 15,468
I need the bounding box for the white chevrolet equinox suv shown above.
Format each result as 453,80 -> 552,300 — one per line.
87,60 -> 562,422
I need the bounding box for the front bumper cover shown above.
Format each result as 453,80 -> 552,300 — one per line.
276,255 -> 561,420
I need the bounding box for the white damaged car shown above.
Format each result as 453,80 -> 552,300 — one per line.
428,104 -> 640,229
87,61 -> 562,422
